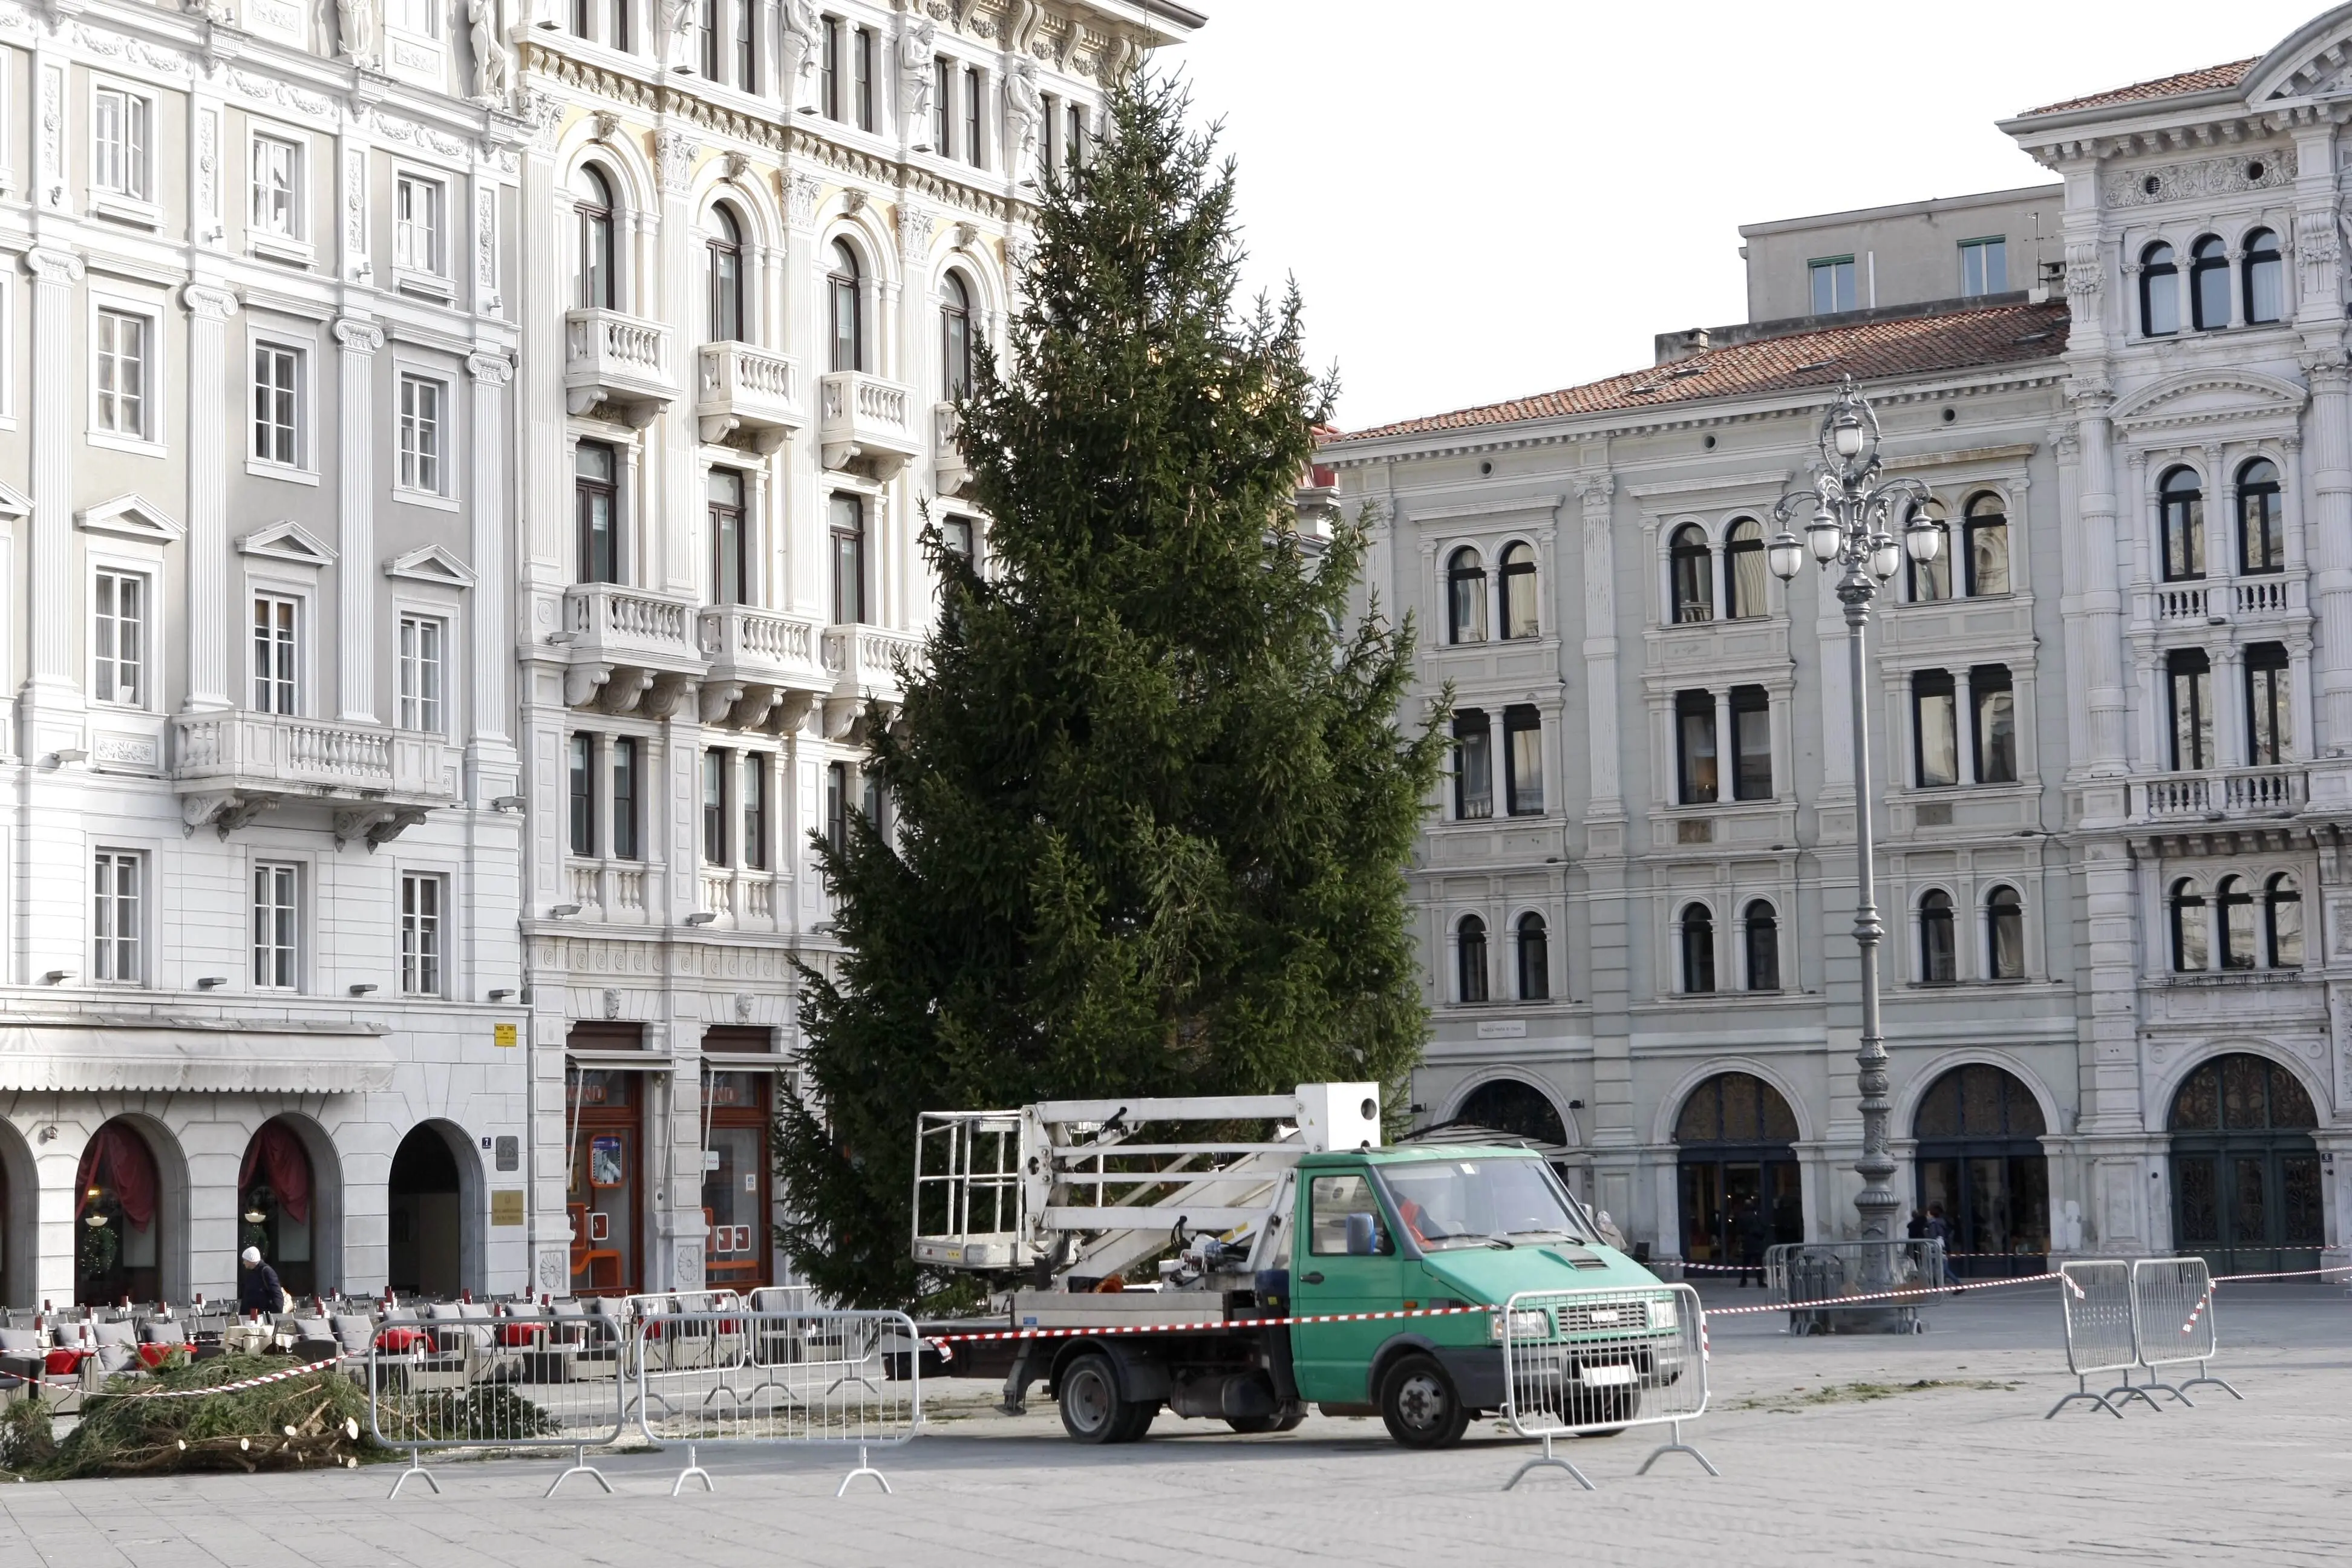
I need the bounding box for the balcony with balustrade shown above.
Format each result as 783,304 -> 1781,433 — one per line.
819,624 -> 926,737
2150,575 -> 2305,628
560,583 -> 707,713
2132,765 -> 2308,823
170,712 -> 454,841
695,342 -> 802,451
564,307 -> 676,424
817,370 -> 921,477
696,604 -> 831,729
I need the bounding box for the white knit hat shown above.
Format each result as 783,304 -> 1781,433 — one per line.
241,1246 -> 262,1264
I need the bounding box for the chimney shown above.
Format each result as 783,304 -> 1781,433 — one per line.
1654,327 -> 1711,367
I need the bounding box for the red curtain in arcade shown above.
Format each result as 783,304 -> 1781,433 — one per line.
238,1119 -> 318,1297
76,1122 -> 162,1305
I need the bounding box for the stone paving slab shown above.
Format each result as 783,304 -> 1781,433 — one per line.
2,1282 -> 2346,1568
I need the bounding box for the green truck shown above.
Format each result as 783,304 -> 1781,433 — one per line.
912,1084 -> 1684,1447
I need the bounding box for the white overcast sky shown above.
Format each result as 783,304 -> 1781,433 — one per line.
1169,0 -> 2324,431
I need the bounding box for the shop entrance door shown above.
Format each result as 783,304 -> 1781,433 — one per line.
701,1068 -> 771,1292
567,1070 -> 644,1297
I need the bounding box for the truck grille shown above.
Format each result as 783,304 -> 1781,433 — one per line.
1557,1301 -> 1647,1334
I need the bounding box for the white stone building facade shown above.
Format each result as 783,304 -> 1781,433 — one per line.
1325,7 -> 2352,1279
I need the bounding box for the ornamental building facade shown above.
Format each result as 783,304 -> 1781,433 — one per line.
1324,6 -> 2352,1279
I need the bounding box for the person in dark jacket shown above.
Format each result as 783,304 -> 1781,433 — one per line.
1733,1197 -> 1770,1287
238,1245 -> 284,1316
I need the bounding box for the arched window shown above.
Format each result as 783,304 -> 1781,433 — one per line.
939,270 -> 974,400
2140,241 -> 2179,337
1455,1079 -> 1568,1147
2216,875 -> 2256,970
1673,1072 -> 1801,1264
1907,505 -> 1952,603
2242,227 -> 2283,325
2189,235 -> 2229,330
1446,547 -> 1488,645
1669,524 -> 1713,624
1743,900 -> 1780,991
1499,542 -> 1539,639
707,204 -> 744,343
1515,912 -> 1549,1001
2237,457 -> 2282,575
2159,466 -> 2204,582
1457,915 -> 1489,1004
2170,878 -> 2210,972
1679,903 -> 1716,995
1964,493 -> 2010,596
577,166 -> 616,310
1723,518 -> 1767,619
1919,890 -> 1956,984
828,238 -> 864,373
2265,872 -> 2303,969
1986,886 -> 2025,980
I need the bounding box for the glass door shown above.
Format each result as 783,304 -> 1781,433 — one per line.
702,1071 -> 770,1291
568,1070 -> 643,1296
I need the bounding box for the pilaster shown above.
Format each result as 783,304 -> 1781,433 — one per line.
333,316 -> 386,722
182,283 -> 240,712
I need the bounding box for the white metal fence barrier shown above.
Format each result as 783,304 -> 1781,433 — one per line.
1765,1241 -> 1944,1333
2129,1258 -> 2239,1407
633,1308 -> 921,1496
2047,1260 -> 2141,1419
367,1312 -> 630,1498
1498,1282 -> 1715,1491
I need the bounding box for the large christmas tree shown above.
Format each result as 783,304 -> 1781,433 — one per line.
777,76 -> 1446,1307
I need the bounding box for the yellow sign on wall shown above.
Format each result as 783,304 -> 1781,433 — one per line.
491,1189 -> 526,1226
494,1023 -> 518,1048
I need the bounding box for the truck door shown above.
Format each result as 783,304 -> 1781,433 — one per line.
1290,1169 -> 1410,1404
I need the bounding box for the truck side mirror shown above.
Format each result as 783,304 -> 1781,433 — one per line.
1345,1212 -> 1381,1256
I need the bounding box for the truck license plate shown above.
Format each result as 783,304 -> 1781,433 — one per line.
1578,1363 -> 1636,1388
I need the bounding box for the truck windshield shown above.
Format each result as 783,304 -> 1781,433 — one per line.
1376,1158 -> 1592,1251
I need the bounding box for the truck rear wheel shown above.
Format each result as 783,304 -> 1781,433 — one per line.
1379,1354 -> 1471,1449
1057,1353 -> 1129,1444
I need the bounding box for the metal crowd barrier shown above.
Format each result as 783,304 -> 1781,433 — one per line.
1768,1240 -> 1943,1334
1498,1282 -> 1715,1491
634,1308 -> 921,1496
2047,1260 -> 2140,1419
367,1313 -> 630,1498
2130,1258 -> 2239,1408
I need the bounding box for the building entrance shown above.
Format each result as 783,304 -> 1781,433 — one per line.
1912,1064 -> 2049,1277
2169,1053 -> 2322,1277
1674,1073 -> 1802,1269
239,1119 -> 318,1298
567,1070 -> 644,1296
388,1126 -> 462,1298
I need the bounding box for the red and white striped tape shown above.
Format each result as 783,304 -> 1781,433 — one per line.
924,1303 -> 1501,1359
1702,1269 -> 2065,1318
8,1354 -> 345,1400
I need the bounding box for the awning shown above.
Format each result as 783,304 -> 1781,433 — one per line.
565,1050 -> 676,1070
697,1053 -> 796,1072
0,1021 -> 396,1094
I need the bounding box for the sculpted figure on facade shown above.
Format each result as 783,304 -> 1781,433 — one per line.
338,0 -> 379,65
654,0 -> 693,71
782,0 -> 824,106
899,18 -> 937,129
1007,55 -> 1044,183
469,0 -> 511,101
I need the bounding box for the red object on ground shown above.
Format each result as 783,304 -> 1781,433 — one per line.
44,1348 -> 88,1376
374,1326 -> 425,1353
496,1322 -> 547,1347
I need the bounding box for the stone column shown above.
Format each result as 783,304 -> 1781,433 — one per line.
22,248 -> 82,699
333,317 -> 386,722
468,351 -> 514,748
2071,394 -> 2131,785
2301,356 -> 2352,751
655,128 -> 701,598
182,283 -> 240,711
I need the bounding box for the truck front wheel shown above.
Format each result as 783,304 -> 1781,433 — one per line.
1379,1354 -> 1471,1449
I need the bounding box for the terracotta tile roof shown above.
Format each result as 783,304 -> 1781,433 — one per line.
1333,302 -> 2071,445
2020,57 -> 2256,117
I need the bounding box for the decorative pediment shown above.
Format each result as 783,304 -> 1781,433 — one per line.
2247,15 -> 2352,103
236,521 -> 338,568
0,480 -> 28,520
382,543 -> 477,587
2108,370 -> 2308,436
76,495 -> 183,544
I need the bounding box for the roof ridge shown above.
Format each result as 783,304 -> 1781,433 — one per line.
2019,56 -> 2257,118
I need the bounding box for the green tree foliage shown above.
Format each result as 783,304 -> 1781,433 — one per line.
776,76 -> 1446,1307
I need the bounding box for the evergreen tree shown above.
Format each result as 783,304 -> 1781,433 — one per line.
776,76 -> 1446,1307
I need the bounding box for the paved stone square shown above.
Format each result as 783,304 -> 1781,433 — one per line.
3,1282 -> 2346,1568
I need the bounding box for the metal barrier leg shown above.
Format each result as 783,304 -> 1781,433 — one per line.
1503,1432 -> 1595,1493
2137,1369 -> 2192,1407
2044,1374 -> 2123,1420
2180,1361 -> 2242,1401
1635,1420 -> 1720,1478
2102,1370 -> 2164,1413
387,1450 -> 443,1500
672,1442 -> 715,1498
546,1442 -> 615,1498
837,1444 -> 892,1497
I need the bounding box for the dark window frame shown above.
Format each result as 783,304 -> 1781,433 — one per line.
1457,915 -> 1489,1004
567,733 -> 595,857
2242,227 -> 2283,325
575,440 -> 619,585
1730,685 -> 1772,802
1918,890 -> 1958,984
1675,690 -> 1717,805
577,168 -> 616,311
1445,546 -> 1487,645
1913,668 -> 1958,788
2168,647 -> 2214,771
2160,466 -> 2205,582
1723,518 -> 1767,620
1743,900 -> 1780,991
2170,878 -> 2209,972
708,466 -> 747,607
1970,663 -> 2016,785
702,748 -> 730,866
1514,912 -> 1548,1002
2237,458 -> 2283,575
1452,709 -> 1494,821
829,492 -> 866,625
2265,872 -> 2302,969
2189,235 -> 2230,331
1502,705 -> 1544,817
2216,875 -> 2256,971
828,239 -> 864,373
1498,541 -> 1539,639
1680,903 -> 1716,995
1963,493 -> 2010,597
742,753 -> 768,871
1986,886 -> 2025,980
610,737 -> 639,861
1669,524 -> 1713,624
940,271 -> 973,400
2140,241 -> 2179,337
2247,641 -> 2290,766
708,204 -> 744,343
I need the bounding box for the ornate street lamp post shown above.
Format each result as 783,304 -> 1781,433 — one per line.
1767,377 -> 1944,1299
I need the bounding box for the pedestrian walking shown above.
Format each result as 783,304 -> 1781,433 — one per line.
1922,1204 -> 1961,1292
1734,1197 -> 1769,1287
238,1244 -> 286,1316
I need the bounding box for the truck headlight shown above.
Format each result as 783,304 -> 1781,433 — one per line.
1490,1308 -> 1551,1343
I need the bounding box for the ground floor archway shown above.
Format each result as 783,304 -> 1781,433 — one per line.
1912,1063 -> 2050,1278
76,1119 -> 172,1306
1674,1072 -> 1803,1267
239,1118 -> 321,1299
388,1124 -> 465,1298
2169,1052 -> 2322,1276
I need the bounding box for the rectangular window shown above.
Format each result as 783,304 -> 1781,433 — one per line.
397,614 -> 445,733
2247,643 -> 2292,766
253,345 -> 301,465
252,862 -> 299,990
93,851 -> 143,982
699,0 -> 720,79
93,87 -> 151,200
95,309 -> 150,437
94,569 -> 148,707
1971,664 -> 2016,784
861,769 -> 889,838
702,749 -> 729,865
1809,255 -> 1856,315
1503,705 -> 1543,817
394,174 -> 444,275
577,441 -> 619,584
390,0 -> 437,32
398,374 -> 445,494
568,733 -> 596,856
1913,670 -> 1958,787
252,594 -> 298,715
855,26 -> 876,131
825,760 -> 848,854
1308,1174 -> 1390,1257
252,134 -> 301,238
941,516 -> 975,564
822,16 -> 842,120
1730,685 -> 1772,800
734,0 -> 756,90
610,737 -> 639,860
830,492 -> 865,624
710,468 -> 746,606
2169,649 -> 2214,771
400,872 -> 443,997
935,58 -> 953,155
964,65 -> 983,167
1959,237 -> 2006,297
742,754 -> 768,871
1452,710 -> 1493,820
1041,92 -> 1060,178
1675,690 -> 1717,805
1067,103 -> 1085,168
